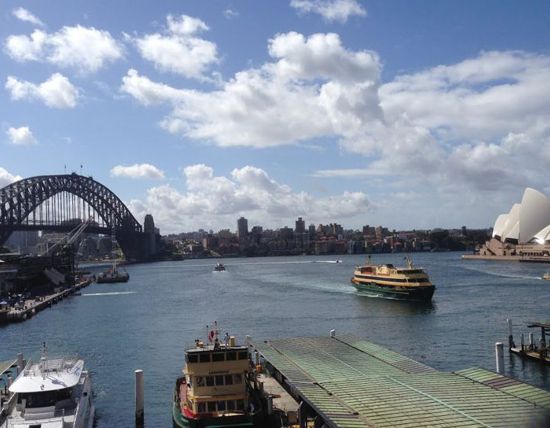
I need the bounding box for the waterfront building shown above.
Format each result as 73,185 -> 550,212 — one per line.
473,187 -> 550,259
237,217 -> 248,240
295,217 -> 307,249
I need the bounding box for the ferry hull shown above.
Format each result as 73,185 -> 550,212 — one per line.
351,279 -> 435,302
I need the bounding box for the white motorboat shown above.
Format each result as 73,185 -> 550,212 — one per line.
1,345 -> 94,428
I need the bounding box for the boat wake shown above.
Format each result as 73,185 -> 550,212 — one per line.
461,265 -> 540,281
82,291 -> 136,297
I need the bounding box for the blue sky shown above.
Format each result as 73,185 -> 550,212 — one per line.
1,1 -> 550,234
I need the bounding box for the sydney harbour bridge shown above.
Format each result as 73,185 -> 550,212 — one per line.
0,173 -> 158,262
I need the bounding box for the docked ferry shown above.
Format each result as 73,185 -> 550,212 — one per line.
351,256 -> 435,301
1,345 -> 94,428
172,324 -> 261,427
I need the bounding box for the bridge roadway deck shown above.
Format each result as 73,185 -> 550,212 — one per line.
252,335 -> 550,428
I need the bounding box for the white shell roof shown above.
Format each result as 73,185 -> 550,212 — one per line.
532,224 -> 550,244
518,188 -> 550,244
501,203 -> 521,241
492,188 -> 550,243
9,359 -> 83,393
492,214 -> 509,238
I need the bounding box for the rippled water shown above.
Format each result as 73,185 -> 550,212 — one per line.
1,253 -> 549,427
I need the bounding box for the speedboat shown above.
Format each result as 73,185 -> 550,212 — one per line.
213,263 -> 226,272
351,256 -> 435,301
1,344 -> 94,428
542,272 -> 550,280
172,323 -> 261,427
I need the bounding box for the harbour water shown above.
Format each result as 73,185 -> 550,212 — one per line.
1,252 -> 549,427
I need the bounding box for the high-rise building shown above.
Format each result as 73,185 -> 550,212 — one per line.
295,217 -> 305,234
237,217 -> 248,239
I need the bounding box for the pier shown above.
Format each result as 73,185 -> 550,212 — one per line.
251,334 -> 550,427
1,278 -> 92,324
508,320 -> 550,365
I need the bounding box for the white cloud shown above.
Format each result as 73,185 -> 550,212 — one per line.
5,25 -> 122,73
121,23 -> 550,225
6,73 -> 79,108
110,164 -> 165,180
132,14 -> 217,79
0,168 -> 22,188
12,7 -> 45,27
127,164 -> 370,233
121,31 -> 380,147
6,126 -> 37,146
223,9 -> 239,19
290,0 -> 366,23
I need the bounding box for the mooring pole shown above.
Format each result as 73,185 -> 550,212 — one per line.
495,342 -> 504,374
507,319 -> 514,348
135,369 -> 144,427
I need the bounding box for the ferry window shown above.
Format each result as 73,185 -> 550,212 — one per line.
233,374 -> 242,384
215,375 -> 224,385
195,376 -> 204,387
198,402 -> 206,413
236,399 -> 244,410
226,352 -> 236,361
217,401 -> 226,411
238,351 -> 248,360
227,400 -> 235,410
212,353 -> 225,362
207,401 -> 216,412
199,353 -> 210,363
224,375 -> 233,385
187,354 -> 198,363
206,376 -> 214,387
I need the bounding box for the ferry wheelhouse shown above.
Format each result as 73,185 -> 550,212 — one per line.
173,325 -> 260,427
351,256 -> 435,301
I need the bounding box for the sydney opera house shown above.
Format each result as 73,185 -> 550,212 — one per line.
472,187 -> 550,261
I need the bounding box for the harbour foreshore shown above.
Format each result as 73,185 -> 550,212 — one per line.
0,278 -> 93,325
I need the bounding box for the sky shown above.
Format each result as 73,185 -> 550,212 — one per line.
1,0 -> 550,234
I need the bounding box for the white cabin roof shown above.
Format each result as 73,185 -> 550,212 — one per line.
9,358 -> 84,393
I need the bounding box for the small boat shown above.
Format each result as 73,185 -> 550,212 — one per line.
351,256 -> 435,301
1,344 -> 94,428
96,266 -> 129,283
172,323 -> 262,427
213,263 -> 226,272
542,273 -> 550,280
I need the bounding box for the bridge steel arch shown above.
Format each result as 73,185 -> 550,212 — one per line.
0,174 -> 152,261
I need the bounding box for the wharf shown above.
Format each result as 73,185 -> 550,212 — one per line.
0,359 -> 18,425
2,278 -> 92,324
252,335 -> 550,427
509,321 -> 550,365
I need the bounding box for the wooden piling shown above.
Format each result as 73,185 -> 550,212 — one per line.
495,342 -> 504,374
135,369 -> 144,427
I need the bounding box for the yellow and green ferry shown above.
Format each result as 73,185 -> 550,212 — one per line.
172,324 -> 262,428
351,256 -> 435,301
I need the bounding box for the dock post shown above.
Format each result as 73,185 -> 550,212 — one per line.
135,369 -> 144,427
521,333 -> 524,351
507,319 -> 514,348
495,342 -> 504,374
529,333 -> 534,350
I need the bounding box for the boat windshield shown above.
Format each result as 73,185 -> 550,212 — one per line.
18,388 -> 72,408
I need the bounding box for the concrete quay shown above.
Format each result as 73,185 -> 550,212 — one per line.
1,278 -> 93,324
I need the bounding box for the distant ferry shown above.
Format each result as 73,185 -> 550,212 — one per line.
351,256 -> 435,301
172,323 -> 261,427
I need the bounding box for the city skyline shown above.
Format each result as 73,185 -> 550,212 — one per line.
2,1 -> 550,234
